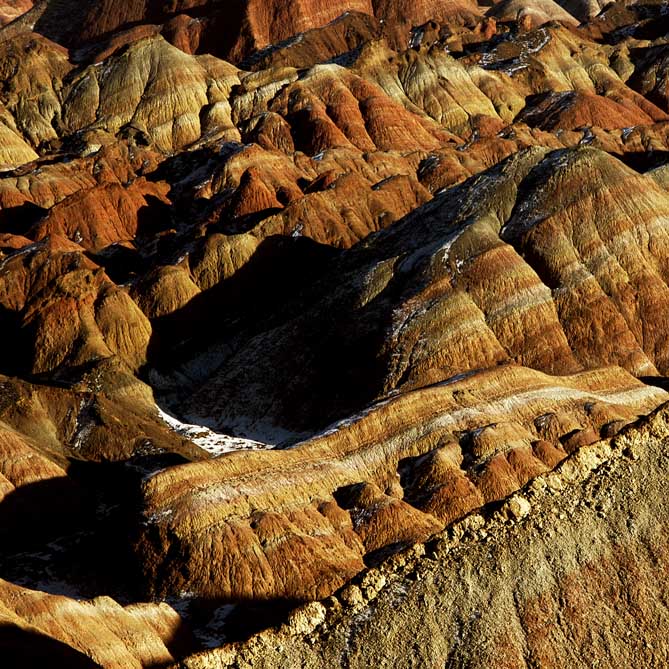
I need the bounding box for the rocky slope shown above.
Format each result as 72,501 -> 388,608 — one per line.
158,146 -> 669,441
0,577 -> 186,669
178,402 -> 669,668
1,0 -> 669,666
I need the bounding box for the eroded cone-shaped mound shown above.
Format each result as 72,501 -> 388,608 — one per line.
489,0 -> 579,27
169,148 -> 669,437
31,180 -> 171,253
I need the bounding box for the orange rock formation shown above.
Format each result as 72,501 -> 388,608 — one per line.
0,1 -> 668,665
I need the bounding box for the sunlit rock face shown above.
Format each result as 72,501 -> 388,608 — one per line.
135,145 -> 669,601
137,364 -> 666,602
0,576 -> 184,669
0,1 -> 31,27
182,405 -> 669,668
158,148 -> 669,438
2,0 -> 483,62
2,1 -> 669,666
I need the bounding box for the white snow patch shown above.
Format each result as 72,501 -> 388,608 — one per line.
397,223 -> 466,276
479,27 -> 550,76
0,242 -> 42,271
210,412 -> 306,446
621,126 -> 636,140
157,406 -> 269,456
144,508 -> 174,525
19,579 -> 85,600
435,370 -> 479,387
166,591 -> 197,618
526,28 -> 551,55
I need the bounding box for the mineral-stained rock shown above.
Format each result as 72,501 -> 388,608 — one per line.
162,147 -> 669,438
7,0 -> 483,64
240,10 -> 382,71
0,0 -> 31,26
500,148 -> 669,375
30,179 -> 171,252
0,111 -> 38,168
1,3 -> 669,666
488,0 -> 579,28
0,32 -> 71,148
516,90 -> 659,131
353,39 -> 517,135
5,245 -> 151,375
131,264 -> 201,321
124,141 -> 669,607
136,364 -> 666,602
60,36 -> 241,153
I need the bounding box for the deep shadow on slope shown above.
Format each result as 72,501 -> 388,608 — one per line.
0,625 -> 102,669
617,150 -> 669,173
142,232 -> 399,436
0,456 -> 182,602
141,226 -> 419,437
145,235 -> 340,367
28,0 -> 250,63
140,165 -> 495,436
0,203 -> 47,235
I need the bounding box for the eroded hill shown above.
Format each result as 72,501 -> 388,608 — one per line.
1,1 -> 669,666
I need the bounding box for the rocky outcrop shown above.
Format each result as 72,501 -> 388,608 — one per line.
0,1 -> 31,26
6,0 -> 483,63
489,0 -> 578,28
0,577 -> 184,669
158,147 -> 669,438
174,403 -> 669,668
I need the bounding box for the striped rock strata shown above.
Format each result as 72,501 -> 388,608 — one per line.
163,147 -> 669,437
138,364 -> 666,602
0,4 -> 668,667
134,144 -> 669,604
0,577 -> 184,669
0,1 -> 31,26
5,0 -> 483,62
